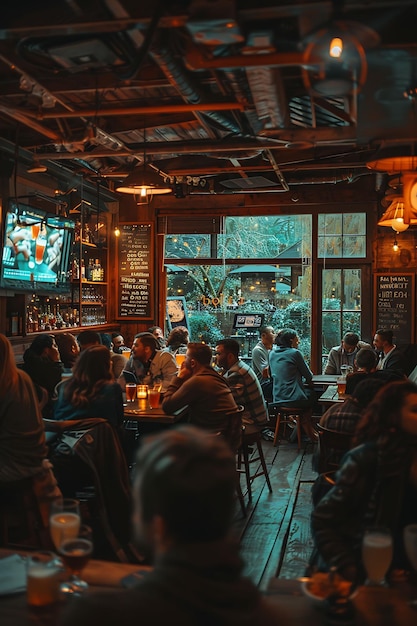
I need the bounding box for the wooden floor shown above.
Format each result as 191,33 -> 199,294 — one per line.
233,436 -> 318,592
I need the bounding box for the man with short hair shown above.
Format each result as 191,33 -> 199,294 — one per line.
215,338 -> 274,441
251,325 -> 275,402
162,342 -> 238,443
323,332 -> 372,375
119,332 -> 177,392
373,328 -> 406,377
60,426 -> 290,626
111,332 -> 126,354
22,333 -> 63,396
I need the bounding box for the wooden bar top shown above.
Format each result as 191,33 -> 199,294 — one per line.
0,549 -> 151,626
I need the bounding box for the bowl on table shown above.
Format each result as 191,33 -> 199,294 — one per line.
301,572 -> 357,609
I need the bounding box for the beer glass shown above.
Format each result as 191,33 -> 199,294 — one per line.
362,527 -> 393,586
58,525 -> 93,596
125,382 -> 137,402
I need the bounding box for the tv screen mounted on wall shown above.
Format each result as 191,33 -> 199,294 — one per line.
1,201 -> 75,293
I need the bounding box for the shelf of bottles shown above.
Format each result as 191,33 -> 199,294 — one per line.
24,209 -> 109,333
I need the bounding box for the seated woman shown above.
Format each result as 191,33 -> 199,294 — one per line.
164,325 -> 189,354
312,380 -> 417,584
0,333 -> 61,533
53,345 -> 124,428
269,328 -> 317,442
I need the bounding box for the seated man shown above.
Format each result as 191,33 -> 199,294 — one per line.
162,343 -> 238,444
251,325 -> 275,403
320,377 -> 386,435
59,426 -> 290,626
345,348 -> 403,395
215,338 -> 274,441
119,332 -> 177,392
323,332 -> 372,375
373,328 -> 406,377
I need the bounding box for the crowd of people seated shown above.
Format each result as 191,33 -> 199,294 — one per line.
3,319 -> 417,611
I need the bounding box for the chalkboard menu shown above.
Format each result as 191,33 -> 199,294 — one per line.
374,273 -> 415,345
117,223 -> 154,320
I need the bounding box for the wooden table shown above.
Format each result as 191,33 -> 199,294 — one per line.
311,374 -> 339,388
0,549 -> 151,626
317,384 -> 344,406
123,400 -> 188,424
266,577 -> 417,625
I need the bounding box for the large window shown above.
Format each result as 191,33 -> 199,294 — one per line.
164,212 -> 368,369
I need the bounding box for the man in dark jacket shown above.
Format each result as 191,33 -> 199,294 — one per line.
162,342 -> 238,438
60,426 -> 290,626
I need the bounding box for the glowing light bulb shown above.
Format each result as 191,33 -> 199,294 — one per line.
329,37 -> 343,58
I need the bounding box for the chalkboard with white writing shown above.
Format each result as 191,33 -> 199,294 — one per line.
374,274 -> 415,345
117,223 -> 154,320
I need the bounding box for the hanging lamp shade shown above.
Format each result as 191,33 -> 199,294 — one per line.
367,146 -> 417,172
377,198 -> 417,231
116,165 -> 173,201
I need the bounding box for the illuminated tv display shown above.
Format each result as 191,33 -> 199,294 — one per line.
233,313 -> 264,329
1,201 -> 75,292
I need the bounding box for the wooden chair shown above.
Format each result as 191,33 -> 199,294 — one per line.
237,426 -> 273,501
315,425 -> 352,474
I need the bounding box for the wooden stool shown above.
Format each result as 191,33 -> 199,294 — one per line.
271,406 -> 306,450
237,427 -> 273,501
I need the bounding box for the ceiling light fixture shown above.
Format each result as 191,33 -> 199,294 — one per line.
393,236 -> 399,252
115,127 -> 172,203
377,198 -> 414,232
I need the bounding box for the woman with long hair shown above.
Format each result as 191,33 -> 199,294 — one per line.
312,379 -> 417,584
0,333 -> 49,483
53,345 -> 124,427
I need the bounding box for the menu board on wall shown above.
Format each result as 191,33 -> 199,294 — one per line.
117,223 -> 154,320
374,274 -> 415,345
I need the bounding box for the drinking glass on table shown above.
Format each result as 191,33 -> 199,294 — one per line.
362,526 -> 393,586
49,497 -> 81,553
148,386 -> 161,408
58,524 -> 93,596
403,523 -> 417,606
125,382 -> 137,402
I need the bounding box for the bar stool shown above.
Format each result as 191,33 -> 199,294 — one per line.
237,426 -> 273,501
269,404 -> 304,450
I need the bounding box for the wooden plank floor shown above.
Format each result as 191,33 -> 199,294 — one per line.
233,437 -> 318,591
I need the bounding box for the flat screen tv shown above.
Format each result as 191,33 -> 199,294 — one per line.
1,201 -> 75,293
233,313 -> 264,330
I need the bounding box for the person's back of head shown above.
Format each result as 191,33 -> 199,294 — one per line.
134,425 -> 236,546
355,379 -> 417,446
77,330 -> 101,350
355,348 -> 377,372
216,338 -> 240,360
351,377 -> 386,411
55,333 -> 79,368
275,328 -> 296,348
166,326 -> 189,351
29,333 -> 55,355
100,333 -> 112,349
187,342 -> 213,366
64,345 -> 112,405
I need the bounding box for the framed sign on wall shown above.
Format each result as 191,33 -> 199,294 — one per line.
166,296 -> 189,332
374,273 -> 415,345
117,223 -> 154,320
